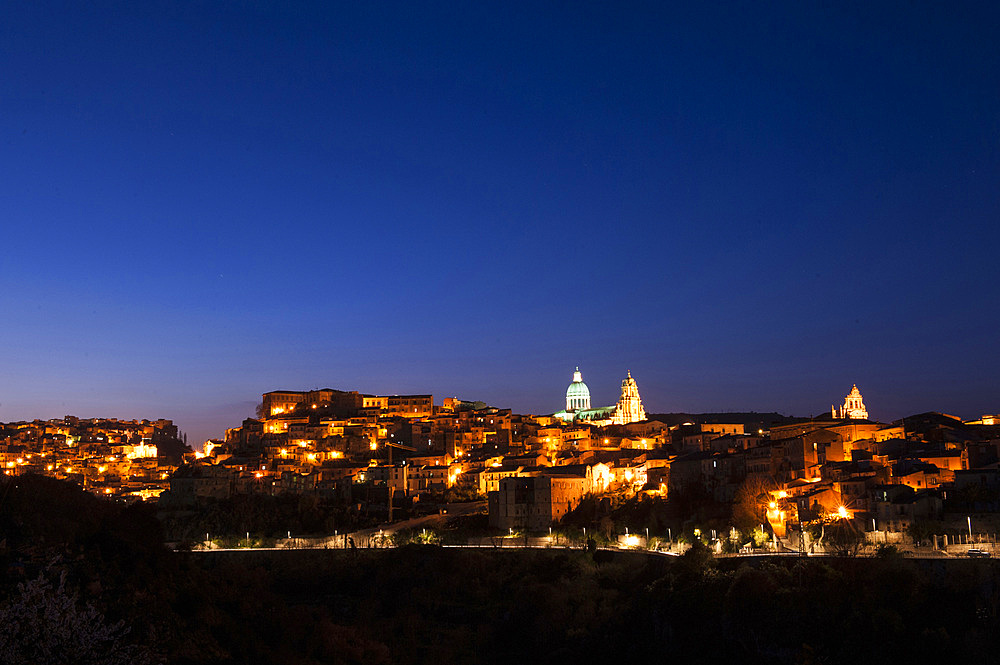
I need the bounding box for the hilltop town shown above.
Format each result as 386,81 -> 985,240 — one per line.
3,371 -> 999,550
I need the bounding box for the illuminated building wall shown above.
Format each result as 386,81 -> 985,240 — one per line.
262,391 -> 307,416
261,389 -> 362,416
701,423 -> 745,436
362,395 -> 388,409
406,465 -> 449,493
488,473 -> 588,530
125,443 -> 158,459
384,395 -> 433,417
362,394 -> 433,416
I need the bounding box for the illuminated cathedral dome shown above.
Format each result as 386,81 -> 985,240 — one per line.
566,367 -> 591,411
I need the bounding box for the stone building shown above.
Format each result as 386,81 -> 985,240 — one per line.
611,371 -> 646,425
833,384 -> 869,420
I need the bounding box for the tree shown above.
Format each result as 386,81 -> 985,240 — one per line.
674,537 -> 714,579
907,520 -> 937,546
824,518 -> 864,557
599,516 -> 615,543
0,569 -> 153,665
732,475 -> 777,531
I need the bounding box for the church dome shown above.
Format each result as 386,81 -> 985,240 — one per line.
566,367 -> 591,412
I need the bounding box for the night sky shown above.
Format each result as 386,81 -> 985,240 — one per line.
3,2 -> 998,445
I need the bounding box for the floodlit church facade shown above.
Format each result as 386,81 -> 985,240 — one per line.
555,368 -> 647,426
611,371 -> 646,425
832,384 -> 869,420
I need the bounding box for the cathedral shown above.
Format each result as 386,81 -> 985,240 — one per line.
555,368 -> 647,425
832,384 -> 869,420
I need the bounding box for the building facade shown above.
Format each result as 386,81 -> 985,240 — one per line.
833,384 -> 869,420
611,371 -> 646,425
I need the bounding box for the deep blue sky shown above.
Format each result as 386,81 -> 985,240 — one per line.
3,2 -> 998,444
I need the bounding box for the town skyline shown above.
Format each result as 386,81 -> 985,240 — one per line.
0,369 -> 993,448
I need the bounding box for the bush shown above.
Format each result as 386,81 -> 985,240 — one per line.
0,568 -> 153,665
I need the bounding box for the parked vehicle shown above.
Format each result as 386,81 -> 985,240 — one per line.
966,548 -> 991,558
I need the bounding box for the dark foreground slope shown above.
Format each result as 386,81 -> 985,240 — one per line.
2,475 -> 1000,665
192,546 -> 1000,665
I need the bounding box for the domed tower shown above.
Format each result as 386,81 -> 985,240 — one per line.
612,371 -> 646,425
566,367 -> 591,412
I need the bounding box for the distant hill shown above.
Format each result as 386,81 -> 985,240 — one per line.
646,412 -> 804,430
893,411 -> 1000,442
893,411 -> 965,431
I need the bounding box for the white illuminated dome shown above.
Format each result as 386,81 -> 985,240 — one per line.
566,367 -> 591,411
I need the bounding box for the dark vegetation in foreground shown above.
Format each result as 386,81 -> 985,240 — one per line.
2,475 -> 1000,664
158,486 -> 483,546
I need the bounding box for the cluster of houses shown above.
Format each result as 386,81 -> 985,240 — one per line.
0,416 -> 184,500
164,388 -> 658,526
163,385 -> 1000,539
